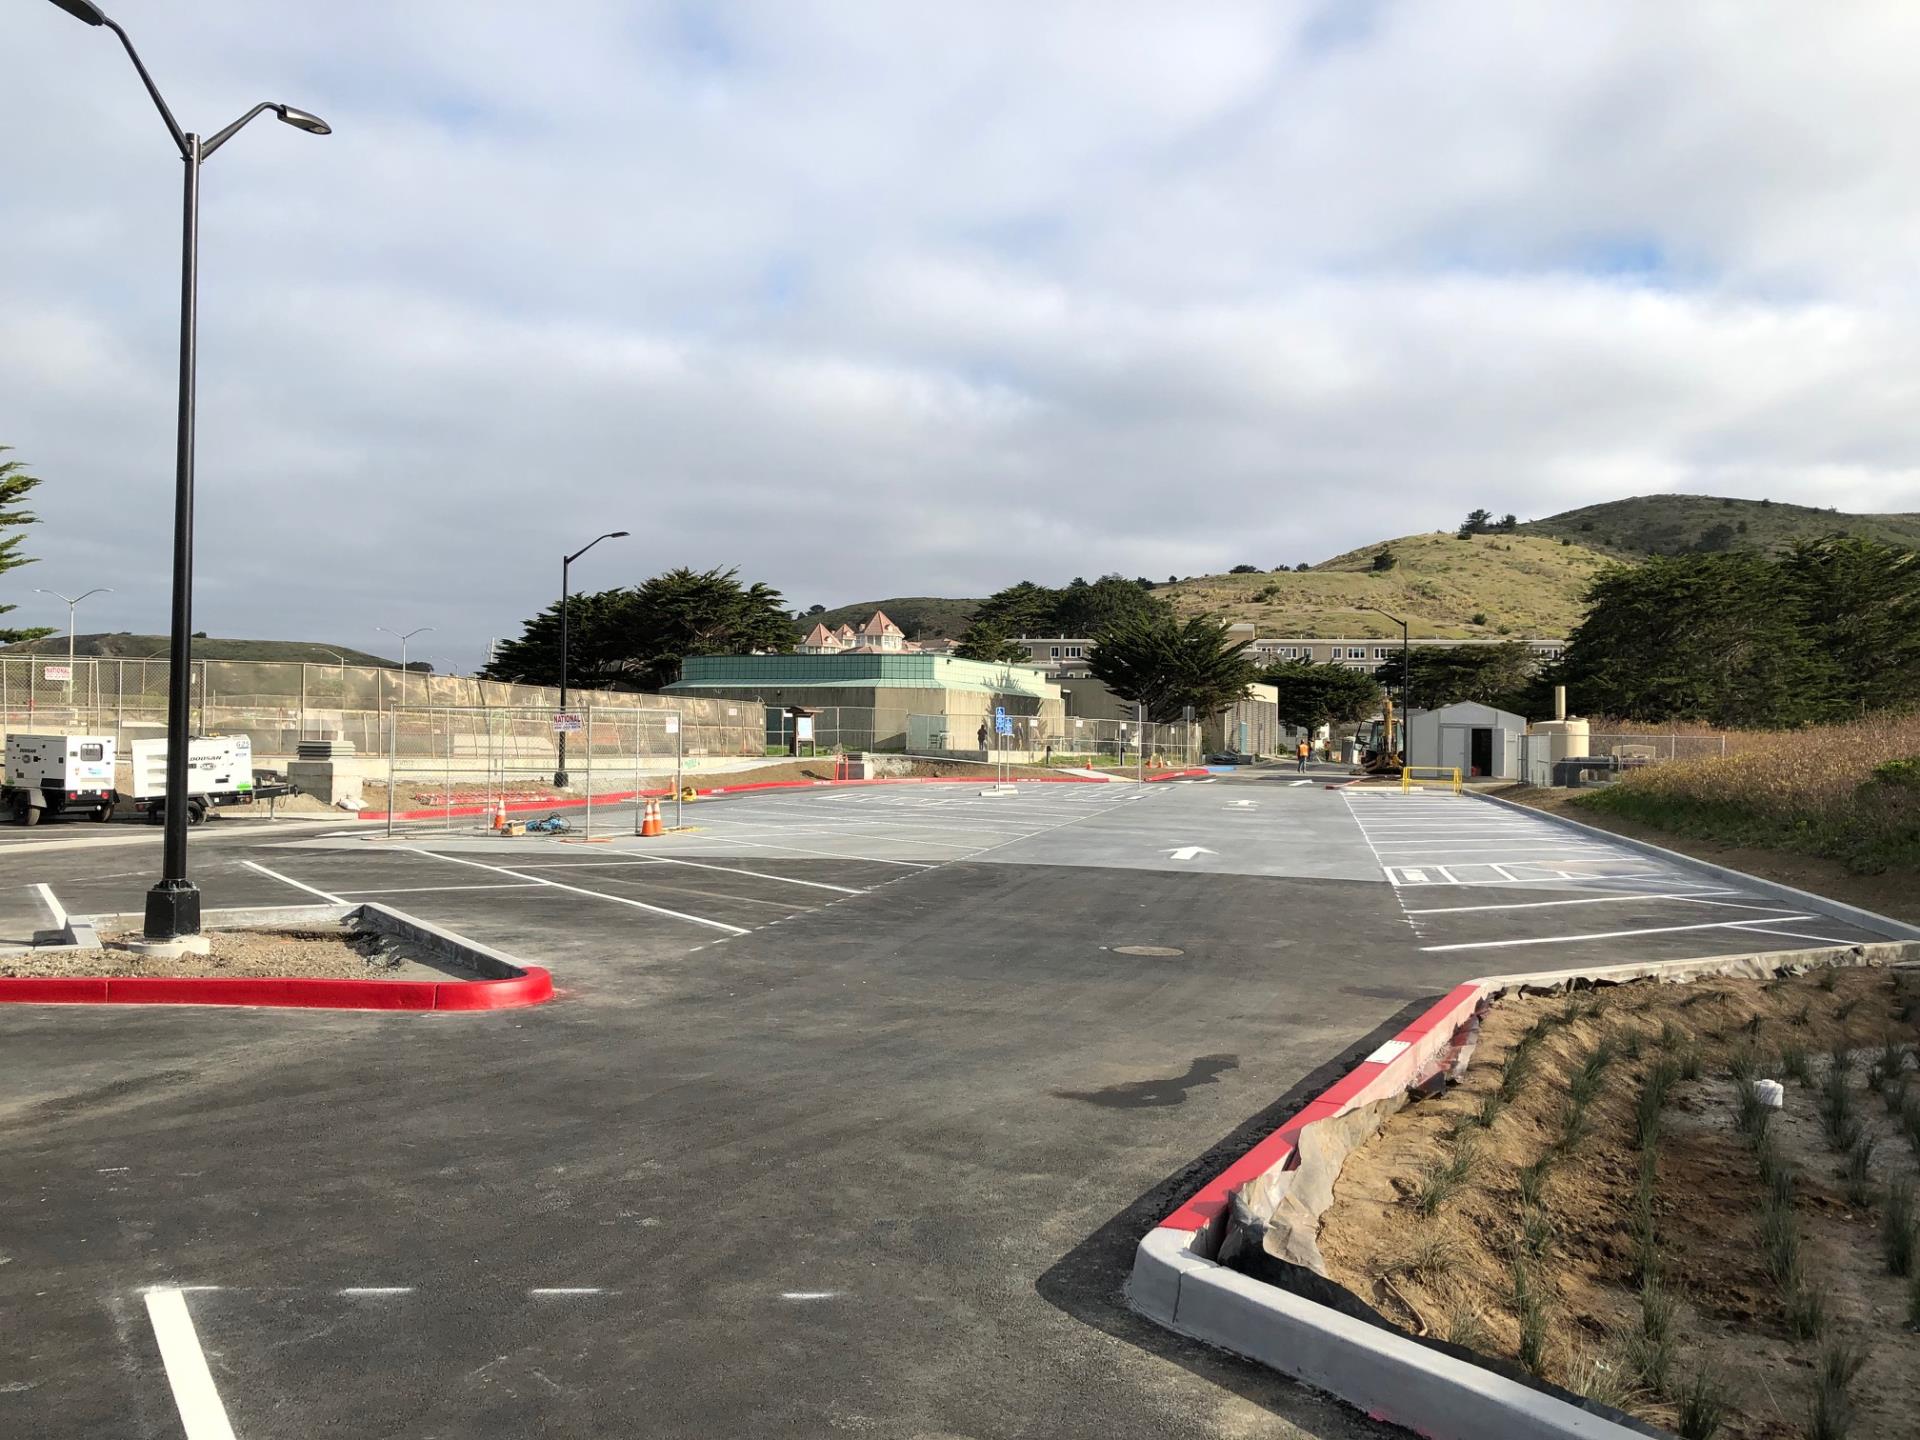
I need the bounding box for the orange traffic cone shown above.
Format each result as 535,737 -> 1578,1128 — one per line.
492,797 -> 508,830
640,797 -> 664,838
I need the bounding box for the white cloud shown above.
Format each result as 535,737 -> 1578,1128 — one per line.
3,0 -> 1918,663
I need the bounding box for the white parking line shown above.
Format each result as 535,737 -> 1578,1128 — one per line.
1406,889 -> 1741,914
1420,913 -> 1815,952
144,1287 -> 236,1440
1720,922 -> 1861,946
335,883 -> 549,895
242,860 -> 345,904
32,882 -> 66,929
533,856 -> 865,895
402,849 -> 749,935
694,835 -> 936,868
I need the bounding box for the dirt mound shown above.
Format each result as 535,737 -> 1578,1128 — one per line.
1317,967 -> 1920,1437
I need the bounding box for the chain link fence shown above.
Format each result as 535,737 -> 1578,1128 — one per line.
759,706 -> 1195,768
1585,732 -> 1732,766
382,704 -> 688,837
0,656 -> 759,764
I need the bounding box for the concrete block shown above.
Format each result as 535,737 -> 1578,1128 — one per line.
356,903 -> 526,979
288,757 -> 364,810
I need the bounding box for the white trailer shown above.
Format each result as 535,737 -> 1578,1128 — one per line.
3,733 -> 118,824
130,735 -> 259,825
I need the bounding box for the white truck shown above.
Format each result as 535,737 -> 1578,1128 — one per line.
130,734 -> 272,825
3,733 -> 119,824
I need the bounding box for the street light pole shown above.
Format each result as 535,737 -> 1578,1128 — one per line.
47,0 -> 331,942
555,530 -> 628,786
376,626 -> 434,707
1364,605 -> 1410,757
35,586 -> 113,707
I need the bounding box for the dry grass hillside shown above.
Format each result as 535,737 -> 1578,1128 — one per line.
1160,531 -> 1613,639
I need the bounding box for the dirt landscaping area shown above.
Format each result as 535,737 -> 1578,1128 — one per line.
1316,965 -> 1920,1438
0,925 -> 452,980
1494,785 -> 1920,930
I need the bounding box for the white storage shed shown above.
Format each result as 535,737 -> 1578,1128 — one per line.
1404,701 -> 1527,779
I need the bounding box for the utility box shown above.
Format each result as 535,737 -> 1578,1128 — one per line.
3,733 -> 118,824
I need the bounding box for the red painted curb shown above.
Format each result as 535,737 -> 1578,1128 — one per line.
1156,980 -> 1484,1234
359,772 -> 1122,818
0,966 -> 555,1012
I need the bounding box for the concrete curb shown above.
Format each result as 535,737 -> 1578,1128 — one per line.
1134,1230 -> 1638,1440
1472,790 -> 1920,941
1128,943 -> 1920,1439
0,902 -> 553,1012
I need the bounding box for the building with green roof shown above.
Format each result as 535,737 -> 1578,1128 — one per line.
665,653 -> 1064,752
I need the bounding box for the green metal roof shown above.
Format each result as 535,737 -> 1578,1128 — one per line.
669,652 -> 1057,698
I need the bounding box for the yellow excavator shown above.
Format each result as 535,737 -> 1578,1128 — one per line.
1360,694 -> 1404,774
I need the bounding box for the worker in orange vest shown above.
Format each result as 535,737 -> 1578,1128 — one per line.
1295,738 -> 1311,773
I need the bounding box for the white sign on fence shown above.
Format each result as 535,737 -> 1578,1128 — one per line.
43,665 -> 71,682
664,714 -> 679,734
795,716 -> 815,742
551,712 -> 583,733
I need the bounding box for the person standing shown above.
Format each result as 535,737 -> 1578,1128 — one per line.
977,719 -> 991,756
1296,737 -> 1311,773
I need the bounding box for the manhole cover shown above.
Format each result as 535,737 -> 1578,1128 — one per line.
1113,945 -> 1184,958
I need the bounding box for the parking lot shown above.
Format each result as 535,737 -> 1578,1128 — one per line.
0,778 -> 1903,1438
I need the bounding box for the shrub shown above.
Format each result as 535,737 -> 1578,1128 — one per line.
1444,1296 -> 1488,1352
1786,1283 -> 1829,1341
1884,1181 -> 1916,1276
1386,1233 -> 1460,1286
1781,1042 -> 1813,1086
1808,1342 -> 1866,1440
1675,1370 -> 1729,1440
1844,1136 -> 1876,1210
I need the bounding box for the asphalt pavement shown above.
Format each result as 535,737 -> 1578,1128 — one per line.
0,775 -> 1902,1438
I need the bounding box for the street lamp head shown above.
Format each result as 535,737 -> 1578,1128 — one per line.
609,530 -> 630,539
275,104 -> 332,136
46,0 -> 108,25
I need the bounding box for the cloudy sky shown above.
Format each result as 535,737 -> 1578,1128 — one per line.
6,1 -> 1920,668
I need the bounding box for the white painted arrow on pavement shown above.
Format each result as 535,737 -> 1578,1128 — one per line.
1227,800 -> 1257,808
1165,846 -> 1218,861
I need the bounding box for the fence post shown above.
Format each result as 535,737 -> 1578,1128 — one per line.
386,705 -> 398,840
444,705 -> 453,832
1720,734 -> 1726,758
585,705 -> 595,838
675,711 -> 684,829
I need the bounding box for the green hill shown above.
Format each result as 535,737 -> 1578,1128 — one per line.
1158,532 -> 1611,639
1517,494 -> 1920,558
0,633 -> 399,666
799,597 -> 982,641
805,496 -> 1920,645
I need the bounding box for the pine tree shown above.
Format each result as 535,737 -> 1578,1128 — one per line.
0,448 -> 53,645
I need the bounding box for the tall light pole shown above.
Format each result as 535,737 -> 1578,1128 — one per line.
48,0 -> 331,943
376,627 -> 434,706
555,531 -> 628,785
1363,604 -> 1410,757
35,586 -> 113,705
